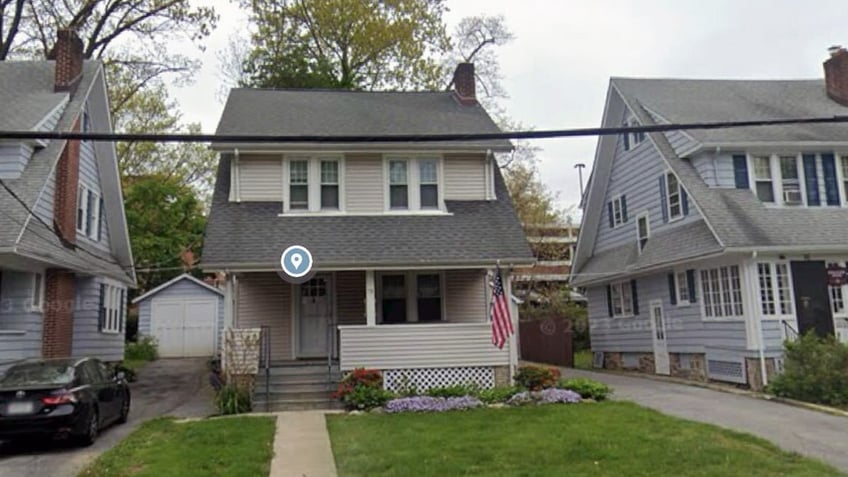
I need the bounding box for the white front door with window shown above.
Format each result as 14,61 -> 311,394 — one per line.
298,275 -> 332,358
649,300 -> 670,375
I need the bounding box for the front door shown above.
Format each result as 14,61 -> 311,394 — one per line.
649,300 -> 670,375
791,261 -> 835,337
298,275 -> 332,358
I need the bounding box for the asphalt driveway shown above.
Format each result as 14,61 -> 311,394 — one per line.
0,358 -> 214,477
569,368 -> 848,473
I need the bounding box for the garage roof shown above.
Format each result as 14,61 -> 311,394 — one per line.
132,274 -> 223,304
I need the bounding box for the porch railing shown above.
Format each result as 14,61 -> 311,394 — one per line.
781,320 -> 799,342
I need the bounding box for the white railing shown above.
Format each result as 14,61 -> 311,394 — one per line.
338,322 -> 510,371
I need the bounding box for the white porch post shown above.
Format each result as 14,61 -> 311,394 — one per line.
504,269 -> 519,381
365,270 -> 376,326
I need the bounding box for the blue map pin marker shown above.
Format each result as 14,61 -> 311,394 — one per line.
280,245 -> 313,278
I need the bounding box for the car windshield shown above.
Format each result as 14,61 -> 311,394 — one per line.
0,362 -> 75,388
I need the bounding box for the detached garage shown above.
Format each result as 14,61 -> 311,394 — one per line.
133,274 -> 224,358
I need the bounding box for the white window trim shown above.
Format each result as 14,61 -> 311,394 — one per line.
611,194 -> 625,228
665,171 -> 684,222
76,185 -> 88,234
673,270 -> 691,307
88,189 -> 100,240
747,153 -> 809,207
383,155 -> 445,212
837,153 -> 848,207
29,272 -> 45,312
635,211 -> 649,253
756,261 -> 795,319
375,270 -> 447,324
100,281 -> 124,335
610,281 -> 634,319
699,265 -> 745,321
826,258 -> 848,319
282,155 -> 345,213
624,117 -> 645,151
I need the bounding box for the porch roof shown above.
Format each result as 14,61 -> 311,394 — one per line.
201,158 -> 533,271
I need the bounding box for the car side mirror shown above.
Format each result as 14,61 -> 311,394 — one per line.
116,371 -> 126,381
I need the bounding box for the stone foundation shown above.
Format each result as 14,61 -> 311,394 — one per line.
603,352 -> 623,370
638,354 -> 655,374
669,353 -> 707,381
494,366 -> 510,387
745,358 -> 777,392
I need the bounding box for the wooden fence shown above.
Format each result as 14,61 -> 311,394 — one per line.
518,317 -> 574,367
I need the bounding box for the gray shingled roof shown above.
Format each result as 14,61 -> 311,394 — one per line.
0,60 -> 130,283
202,157 -> 533,269
212,89 -> 513,151
613,77 -> 848,144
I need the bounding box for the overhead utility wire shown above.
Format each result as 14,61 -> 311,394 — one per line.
0,115 -> 847,143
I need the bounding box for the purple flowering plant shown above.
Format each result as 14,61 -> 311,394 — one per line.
385,396 -> 484,413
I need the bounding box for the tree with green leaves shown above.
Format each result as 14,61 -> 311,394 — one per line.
123,174 -> 206,292
237,0 -> 450,90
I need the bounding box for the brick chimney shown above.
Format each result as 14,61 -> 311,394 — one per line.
42,269 -> 75,359
452,63 -> 476,105
49,28 -> 84,93
53,116 -> 80,245
824,46 -> 848,106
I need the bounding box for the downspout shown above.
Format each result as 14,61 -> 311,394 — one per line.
752,251 -> 769,388
712,146 -> 721,186
233,148 -> 241,202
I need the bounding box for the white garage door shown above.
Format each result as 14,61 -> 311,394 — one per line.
151,298 -> 217,358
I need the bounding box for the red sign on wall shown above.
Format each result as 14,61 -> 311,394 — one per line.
827,264 -> 847,287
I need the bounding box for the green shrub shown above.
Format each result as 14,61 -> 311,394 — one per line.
478,385 -> 522,404
514,365 -> 561,391
125,336 -> 159,362
342,386 -> 394,411
768,333 -> 848,407
215,384 -> 252,415
557,377 -> 612,401
425,383 -> 481,398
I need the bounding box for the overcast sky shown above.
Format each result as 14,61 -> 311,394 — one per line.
171,0 -> 848,218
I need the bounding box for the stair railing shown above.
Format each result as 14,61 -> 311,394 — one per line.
781,320 -> 799,342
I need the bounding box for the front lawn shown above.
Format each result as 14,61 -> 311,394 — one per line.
327,401 -> 841,477
79,417 -> 276,477
573,349 -> 593,370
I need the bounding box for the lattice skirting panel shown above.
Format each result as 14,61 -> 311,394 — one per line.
383,367 -> 495,392
706,358 -> 747,384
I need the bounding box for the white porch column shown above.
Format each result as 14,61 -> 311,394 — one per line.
365,270 -> 376,326
223,273 -> 235,329
504,269 -> 519,380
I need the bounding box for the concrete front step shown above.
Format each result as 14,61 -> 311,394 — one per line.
254,398 -> 344,412
265,365 -> 340,377
257,373 -> 342,385
255,389 -> 336,401
254,382 -> 338,394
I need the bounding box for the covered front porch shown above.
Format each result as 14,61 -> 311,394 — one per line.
224,267 -> 517,390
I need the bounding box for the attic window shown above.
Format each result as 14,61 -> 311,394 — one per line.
623,118 -> 645,151
665,173 -> 683,220
636,213 -> 649,251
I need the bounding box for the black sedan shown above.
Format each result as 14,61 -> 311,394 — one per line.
0,357 -> 130,445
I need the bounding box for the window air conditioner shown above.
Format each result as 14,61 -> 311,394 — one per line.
783,188 -> 803,205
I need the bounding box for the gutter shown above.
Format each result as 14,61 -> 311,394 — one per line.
210,143 -> 514,153
570,249 -> 729,287
201,257 -> 536,273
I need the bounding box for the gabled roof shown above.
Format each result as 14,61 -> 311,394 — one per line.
0,60 -> 134,285
0,62 -> 69,132
202,157 -> 533,270
132,273 -> 223,304
212,89 -> 513,152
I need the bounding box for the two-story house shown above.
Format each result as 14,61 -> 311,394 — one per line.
0,30 -> 135,367
203,64 -> 533,409
572,47 -> 848,391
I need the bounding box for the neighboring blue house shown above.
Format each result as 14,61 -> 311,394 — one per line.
0,30 -> 135,367
572,47 -> 848,390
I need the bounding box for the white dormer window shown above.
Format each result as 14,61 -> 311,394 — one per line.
389,160 -> 409,209
283,156 -> 344,213
419,159 -> 439,209
289,160 -> 309,210
76,185 -> 100,240
320,160 -> 339,210
752,156 -> 775,203
779,156 -> 802,205
384,155 -> 443,212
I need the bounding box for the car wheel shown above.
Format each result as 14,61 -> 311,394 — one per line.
117,392 -> 130,424
78,408 -> 99,446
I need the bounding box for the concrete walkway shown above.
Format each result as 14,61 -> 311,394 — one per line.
271,411 -> 338,477
567,368 -> 848,472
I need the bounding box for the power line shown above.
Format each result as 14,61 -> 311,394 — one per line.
0,115 -> 847,143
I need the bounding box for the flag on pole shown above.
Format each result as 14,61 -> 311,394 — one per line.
490,267 -> 514,349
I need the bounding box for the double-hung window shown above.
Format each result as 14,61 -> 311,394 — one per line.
610,195 -> 626,227
828,261 -> 848,317
389,160 -> 409,209
609,281 -> 634,317
757,262 -> 793,316
76,185 -> 100,240
841,156 -> 848,205
779,156 -> 802,205
99,283 -> 125,334
416,274 -> 442,322
419,159 -> 439,209
381,275 -> 407,323
676,271 -> 690,304
636,213 -> 649,251
623,118 -> 645,151
289,160 -> 309,210
666,173 -> 683,220
320,160 -> 339,210
752,156 -> 775,203
700,265 -> 743,318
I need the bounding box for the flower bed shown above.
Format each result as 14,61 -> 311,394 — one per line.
386,396 -> 484,413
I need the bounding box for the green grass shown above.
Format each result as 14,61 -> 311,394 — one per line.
79,417 -> 276,477
573,349 -> 593,370
327,401 -> 842,477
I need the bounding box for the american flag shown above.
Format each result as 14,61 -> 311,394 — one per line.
490,267 -> 514,349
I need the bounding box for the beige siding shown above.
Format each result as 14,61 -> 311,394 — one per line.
336,271 -> 366,325
345,154 -> 384,212
445,270 -> 487,323
238,156 -> 283,201
444,153 -> 487,200
236,273 -> 292,361
338,323 -> 509,370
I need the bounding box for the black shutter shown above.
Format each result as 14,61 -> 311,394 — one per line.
686,269 -> 697,304
630,280 -> 639,315
668,273 -> 677,305
733,154 -> 749,189
620,195 -> 628,222
607,202 -> 614,228
822,153 -> 840,205
97,283 -> 105,332
803,154 -> 820,206
97,197 -> 104,241
606,285 -> 613,317
119,288 -> 125,333
659,175 -> 668,222
681,188 -> 689,216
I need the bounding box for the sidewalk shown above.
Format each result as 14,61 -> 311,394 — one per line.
270,411 -> 339,477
